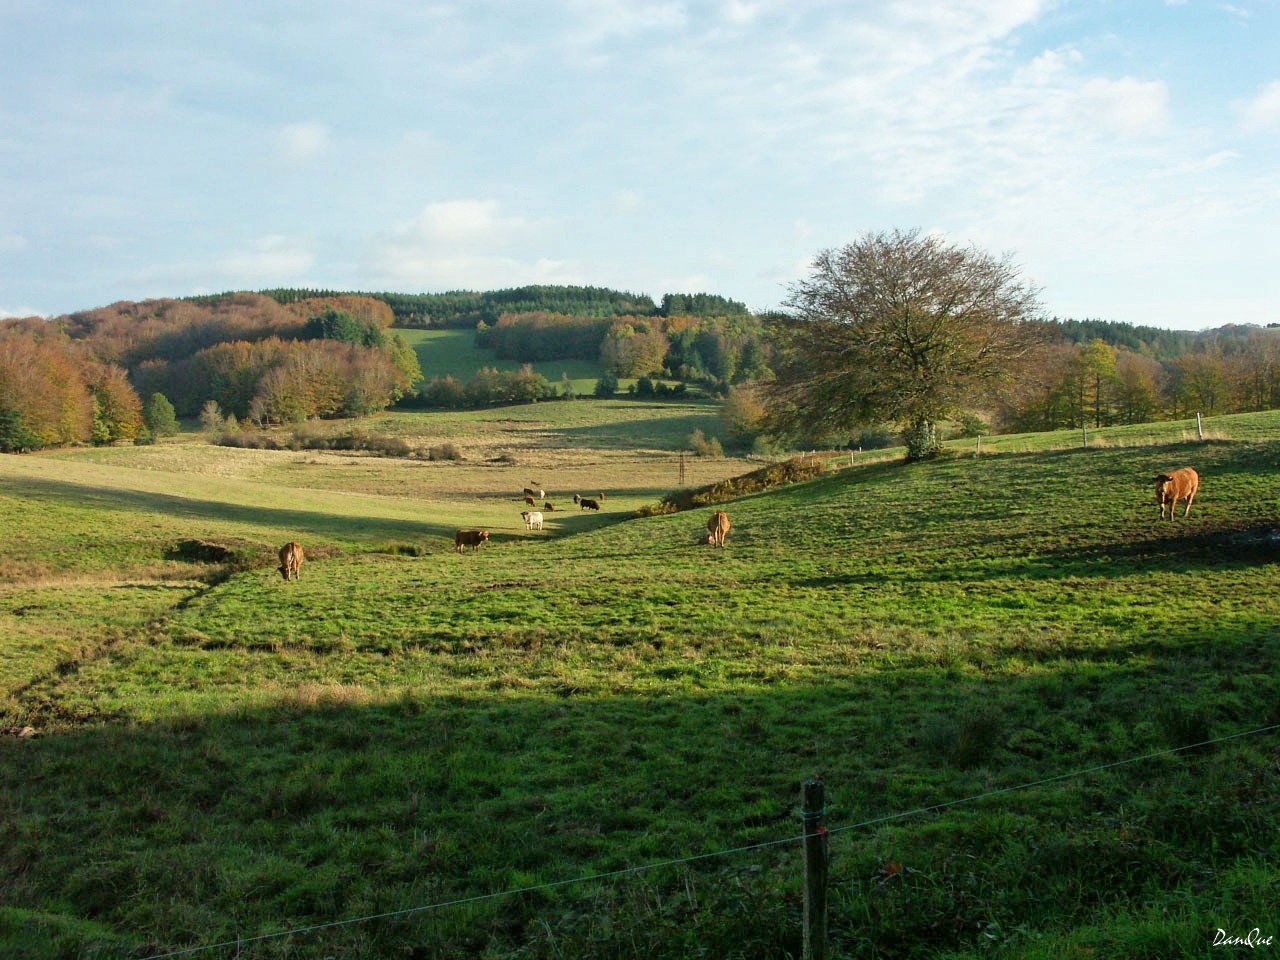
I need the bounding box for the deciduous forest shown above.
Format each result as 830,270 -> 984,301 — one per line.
1,282 -> 1278,454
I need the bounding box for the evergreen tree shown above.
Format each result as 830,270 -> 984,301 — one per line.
143,392 -> 180,438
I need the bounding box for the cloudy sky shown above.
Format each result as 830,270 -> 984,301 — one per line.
1,1 -> 1277,329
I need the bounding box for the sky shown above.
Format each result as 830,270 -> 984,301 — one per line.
1,1 -> 1278,330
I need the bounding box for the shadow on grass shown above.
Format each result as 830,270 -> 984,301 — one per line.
6,476 -> 456,543
4,620 -> 1279,959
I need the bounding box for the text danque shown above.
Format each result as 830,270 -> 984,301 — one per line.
1214,928 -> 1274,949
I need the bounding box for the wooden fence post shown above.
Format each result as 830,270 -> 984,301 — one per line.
1197,412 -> 1204,440
801,778 -> 828,960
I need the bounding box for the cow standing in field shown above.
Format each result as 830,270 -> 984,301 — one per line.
579,497 -> 601,511
706,511 -> 731,547
521,510 -> 544,530
1155,467 -> 1200,520
455,529 -> 489,552
523,486 -> 545,500
525,495 -> 536,506
278,541 -> 304,580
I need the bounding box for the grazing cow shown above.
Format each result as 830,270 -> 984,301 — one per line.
278,541 -> 304,580
598,491 -> 606,501
573,493 -> 581,504
1155,467 -> 1200,520
525,495 -> 536,506
455,529 -> 489,552
543,501 -> 555,511
579,497 -> 601,511
706,511 -> 731,547
523,486 -> 545,500
521,510 -> 544,530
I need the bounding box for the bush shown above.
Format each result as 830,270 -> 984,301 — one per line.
853,426 -> 896,450
593,371 -> 619,399
688,428 -> 723,457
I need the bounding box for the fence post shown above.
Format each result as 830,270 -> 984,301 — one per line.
1197,412 -> 1204,440
1082,424 -> 1087,448
801,778 -> 828,960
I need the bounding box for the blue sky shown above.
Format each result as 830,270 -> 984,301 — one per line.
2,1 -> 1277,330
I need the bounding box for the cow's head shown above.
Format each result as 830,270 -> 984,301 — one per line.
1153,473 -> 1173,502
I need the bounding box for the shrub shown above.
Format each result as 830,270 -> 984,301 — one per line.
593,371 -> 619,399
688,428 -> 723,457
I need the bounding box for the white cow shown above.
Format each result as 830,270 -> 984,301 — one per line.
521,510 -> 544,530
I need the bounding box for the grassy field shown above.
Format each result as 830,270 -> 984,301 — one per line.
398,328 -> 609,397
2,406 -> 1278,958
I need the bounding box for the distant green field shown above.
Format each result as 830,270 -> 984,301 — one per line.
397,327 -> 609,395
2,404 -> 1279,958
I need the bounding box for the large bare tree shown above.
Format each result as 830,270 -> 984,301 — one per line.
766,228 -> 1043,459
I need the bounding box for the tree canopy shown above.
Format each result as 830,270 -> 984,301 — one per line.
765,229 -> 1042,459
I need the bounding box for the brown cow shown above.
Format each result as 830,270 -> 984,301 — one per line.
706,511 -> 731,547
524,495 -> 536,506
1155,467 -> 1200,520
278,541 -> 304,580
455,529 -> 489,552
579,497 -> 601,511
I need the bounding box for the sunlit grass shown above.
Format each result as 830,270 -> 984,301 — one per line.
2,406 -> 1279,957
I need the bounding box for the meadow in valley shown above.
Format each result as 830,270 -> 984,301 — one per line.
1,400 -> 1278,958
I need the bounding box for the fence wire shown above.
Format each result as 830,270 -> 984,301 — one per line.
140,720 -> 1280,959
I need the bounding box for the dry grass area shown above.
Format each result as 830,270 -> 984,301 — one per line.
30,401 -> 757,511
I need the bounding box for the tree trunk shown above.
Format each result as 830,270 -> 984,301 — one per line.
904,417 -> 941,460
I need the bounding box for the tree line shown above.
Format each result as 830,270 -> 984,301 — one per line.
246,285 -> 749,328
3,267 -> 1277,455
0,294 -> 421,451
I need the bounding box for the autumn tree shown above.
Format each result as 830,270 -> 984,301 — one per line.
766,229 -> 1042,459
1068,339 -> 1120,428
85,363 -> 145,444
0,329 -> 94,447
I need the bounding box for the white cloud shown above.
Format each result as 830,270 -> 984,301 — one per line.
0,306 -> 46,319
1078,77 -> 1171,138
1155,150 -> 1240,177
1237,79 -> 1280,131
131,235 -> 315,292
274,121 -> 331,164
220,235 -> 315,280
0,234 -> 28,252
371,200 -> 578,288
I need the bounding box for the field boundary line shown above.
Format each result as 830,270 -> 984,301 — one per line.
139,721 -> 1280,959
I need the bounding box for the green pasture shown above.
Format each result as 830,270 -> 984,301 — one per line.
2,407 -> 1279,958
398,327 -> 608,395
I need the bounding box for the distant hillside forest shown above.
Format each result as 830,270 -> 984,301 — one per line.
2,283 -> 1280,452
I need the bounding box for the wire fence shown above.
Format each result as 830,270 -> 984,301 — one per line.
140,720 -> 1280,960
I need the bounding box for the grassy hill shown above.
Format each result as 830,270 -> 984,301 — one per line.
2,407 -> 1278,958
398,327 -> 609,397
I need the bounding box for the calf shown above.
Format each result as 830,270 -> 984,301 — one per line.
579,497 -> 601,511
521,510 -> 544,530
1155,467 -> 1200,520
543,501 -> 555,511
706,511 -> 731,547
278,541 -> 304,580
455,529 -> 490,552
525,495 -> 536,506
